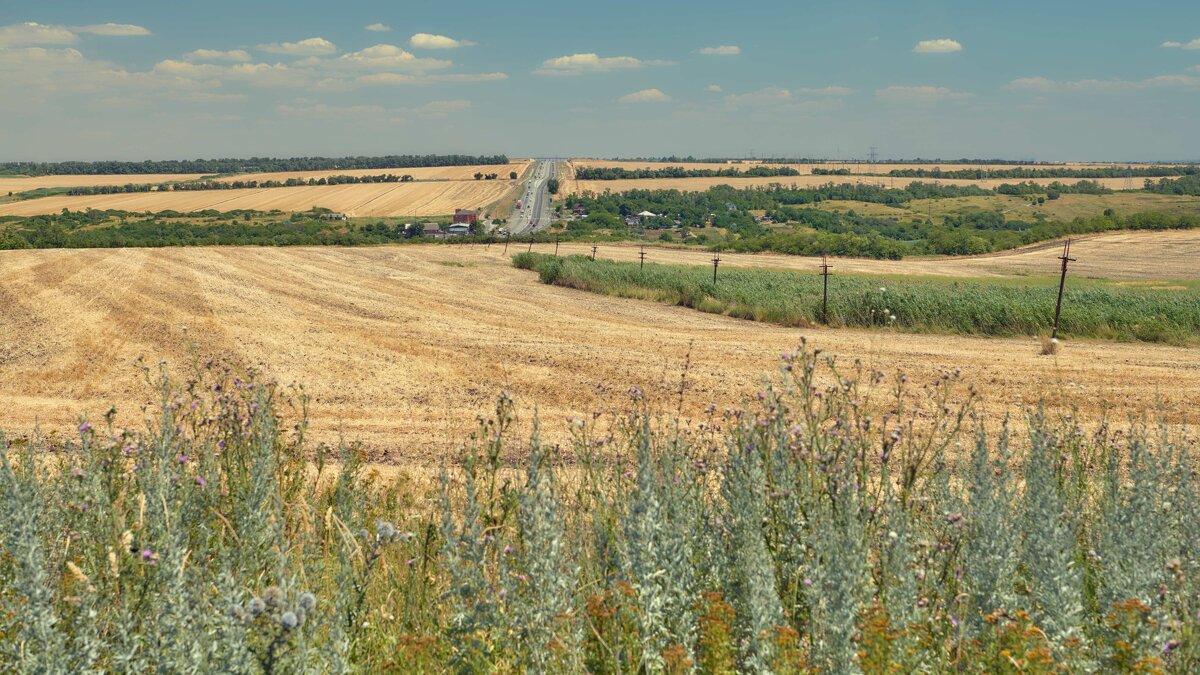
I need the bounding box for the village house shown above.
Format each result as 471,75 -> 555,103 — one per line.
446,223 -> 472,236
453,209 -> 478,225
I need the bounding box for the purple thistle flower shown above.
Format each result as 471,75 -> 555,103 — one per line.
78,422 -> 92,434
195,476 -> 207,488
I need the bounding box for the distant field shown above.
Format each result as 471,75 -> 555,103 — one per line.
0,180 -> 516,217
817,192 -> 1200,224
0,174 -> 211,195
565,173 -> 1135,195
547,229 -> 1200,281
212,160 -> 532,185
569,159 -> 1139,174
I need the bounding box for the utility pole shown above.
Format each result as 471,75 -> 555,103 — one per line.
711,252 -> 721,284
820,254 -> 832,324
1051,238 -> 1075,340
554,235 -> 560,256
591,245 -> 597,261
638,245 -> 646,271
503,232 -> 510,254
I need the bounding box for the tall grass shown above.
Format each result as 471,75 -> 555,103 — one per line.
1,346 -> 1198,672
512,252 -> 1200,344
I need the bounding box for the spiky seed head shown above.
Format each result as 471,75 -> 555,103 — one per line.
263,586 -> 284,608
298,592 -> 317,611
280,611 -> 298,630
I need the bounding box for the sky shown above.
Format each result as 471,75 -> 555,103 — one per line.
1,0 -> 1198,162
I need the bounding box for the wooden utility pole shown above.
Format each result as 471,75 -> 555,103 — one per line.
820,254 -> 832,324
527,237 -> 533,253
1051,238 -> 1076,340
591,245 -> 597,261
554,235 -> 560,256
711,252 -> 721,284
503,232 -> 510,254
638,245 -> 646,271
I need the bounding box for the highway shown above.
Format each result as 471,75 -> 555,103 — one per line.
508,158 -> 557,235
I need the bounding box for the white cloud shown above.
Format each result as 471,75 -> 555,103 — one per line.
365,23 -> 392,33
77,23 -> 152,37
875,85 -> 972,102
185,48 -> 251,62
430,72 -> 507,82
912,38 -> 962,54
410,33 -> 475,49
1007,73 -> 1199,92
618,88 -> 670,103
411,99 -> 471,117
534,53 -> 670,76
795,85 -> 855,95
354,71 -> 506,86
258,37 -> 337,56
723,85 -> 854,109
0,22 -> 77,47
277,101 -> 388,119
706,84 -> 722,92
1161,38 -> 1200,50
336,44 -> 452,71
696,45 -> 740,56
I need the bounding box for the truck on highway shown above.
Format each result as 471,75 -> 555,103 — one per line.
515,199 -> 523,210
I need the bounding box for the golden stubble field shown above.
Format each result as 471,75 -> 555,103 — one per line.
0,180 -> 517,218
1,237 -> 1197,465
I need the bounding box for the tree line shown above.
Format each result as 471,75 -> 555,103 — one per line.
575,166 -> 802,180
64,174 -> 417,196
0,154 -> 509,176
886,166 -> 1198,180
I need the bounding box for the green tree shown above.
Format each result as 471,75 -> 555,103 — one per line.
546,178 -> 560,195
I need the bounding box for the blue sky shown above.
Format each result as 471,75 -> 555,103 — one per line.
2,0 -> 1198,161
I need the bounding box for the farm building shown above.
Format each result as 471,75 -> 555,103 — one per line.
318,212 -> 347,221
420,223 -> 447,239
447,223 -> 471,236
453,209 -> 478,224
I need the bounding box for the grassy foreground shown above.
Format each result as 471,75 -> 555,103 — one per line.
1,347 -> 1198,672
513,252 -> 1200,344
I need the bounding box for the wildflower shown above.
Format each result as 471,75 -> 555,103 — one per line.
377,520 -> 397,541
195,476 -> 207,488
248,597 -> 266,615
298,593 -> 317,612
503,545 -> 513,555
889,314 -> 897,322
879,286 -> 887,292
263,586 -> 284,608
78,422 -> 92,434
177,455 -> 189,464
71,467 -> 84,478
803,578 -> 813,586
280,611 -> 299,630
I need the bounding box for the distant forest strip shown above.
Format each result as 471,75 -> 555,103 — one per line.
0,209 -> 466,249
564,182 -> 1198,258
881,166 -> 1199,179
0,154 -> 510,177
574,166 -> 801,180
604,156 -> 1162,166
512,252 -> 1200,344
61,174 -> 418,196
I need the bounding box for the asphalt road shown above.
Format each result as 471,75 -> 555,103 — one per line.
508,158 -> 557,235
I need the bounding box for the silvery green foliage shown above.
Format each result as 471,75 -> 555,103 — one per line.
721,433 -> 786,671
807,483 -> 869,674
1097,431 -> 1168,609
620,425 -> 699,667
1020,417 -> 1085,646
439,462 -> 500,667
512,420 -> 581,672
879,495 -> 923,670
0,434 -> 71,672
962,423 -> 1021,628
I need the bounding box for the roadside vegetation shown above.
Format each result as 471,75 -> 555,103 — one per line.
1,346 -> 1196,672
513,252 -> 1200,344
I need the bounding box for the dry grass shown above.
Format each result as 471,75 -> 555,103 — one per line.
569,159 -> 1141,174
1,242 -> 1197,464
0,180 -> 518,217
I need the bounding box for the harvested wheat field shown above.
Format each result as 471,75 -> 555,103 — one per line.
1,243 -> 1197,464
214,160 -> 532,185
550,229 -> 1200,281
0,174 -> 211,195
0,180 -> 517,217
565,174 -> 1136,195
